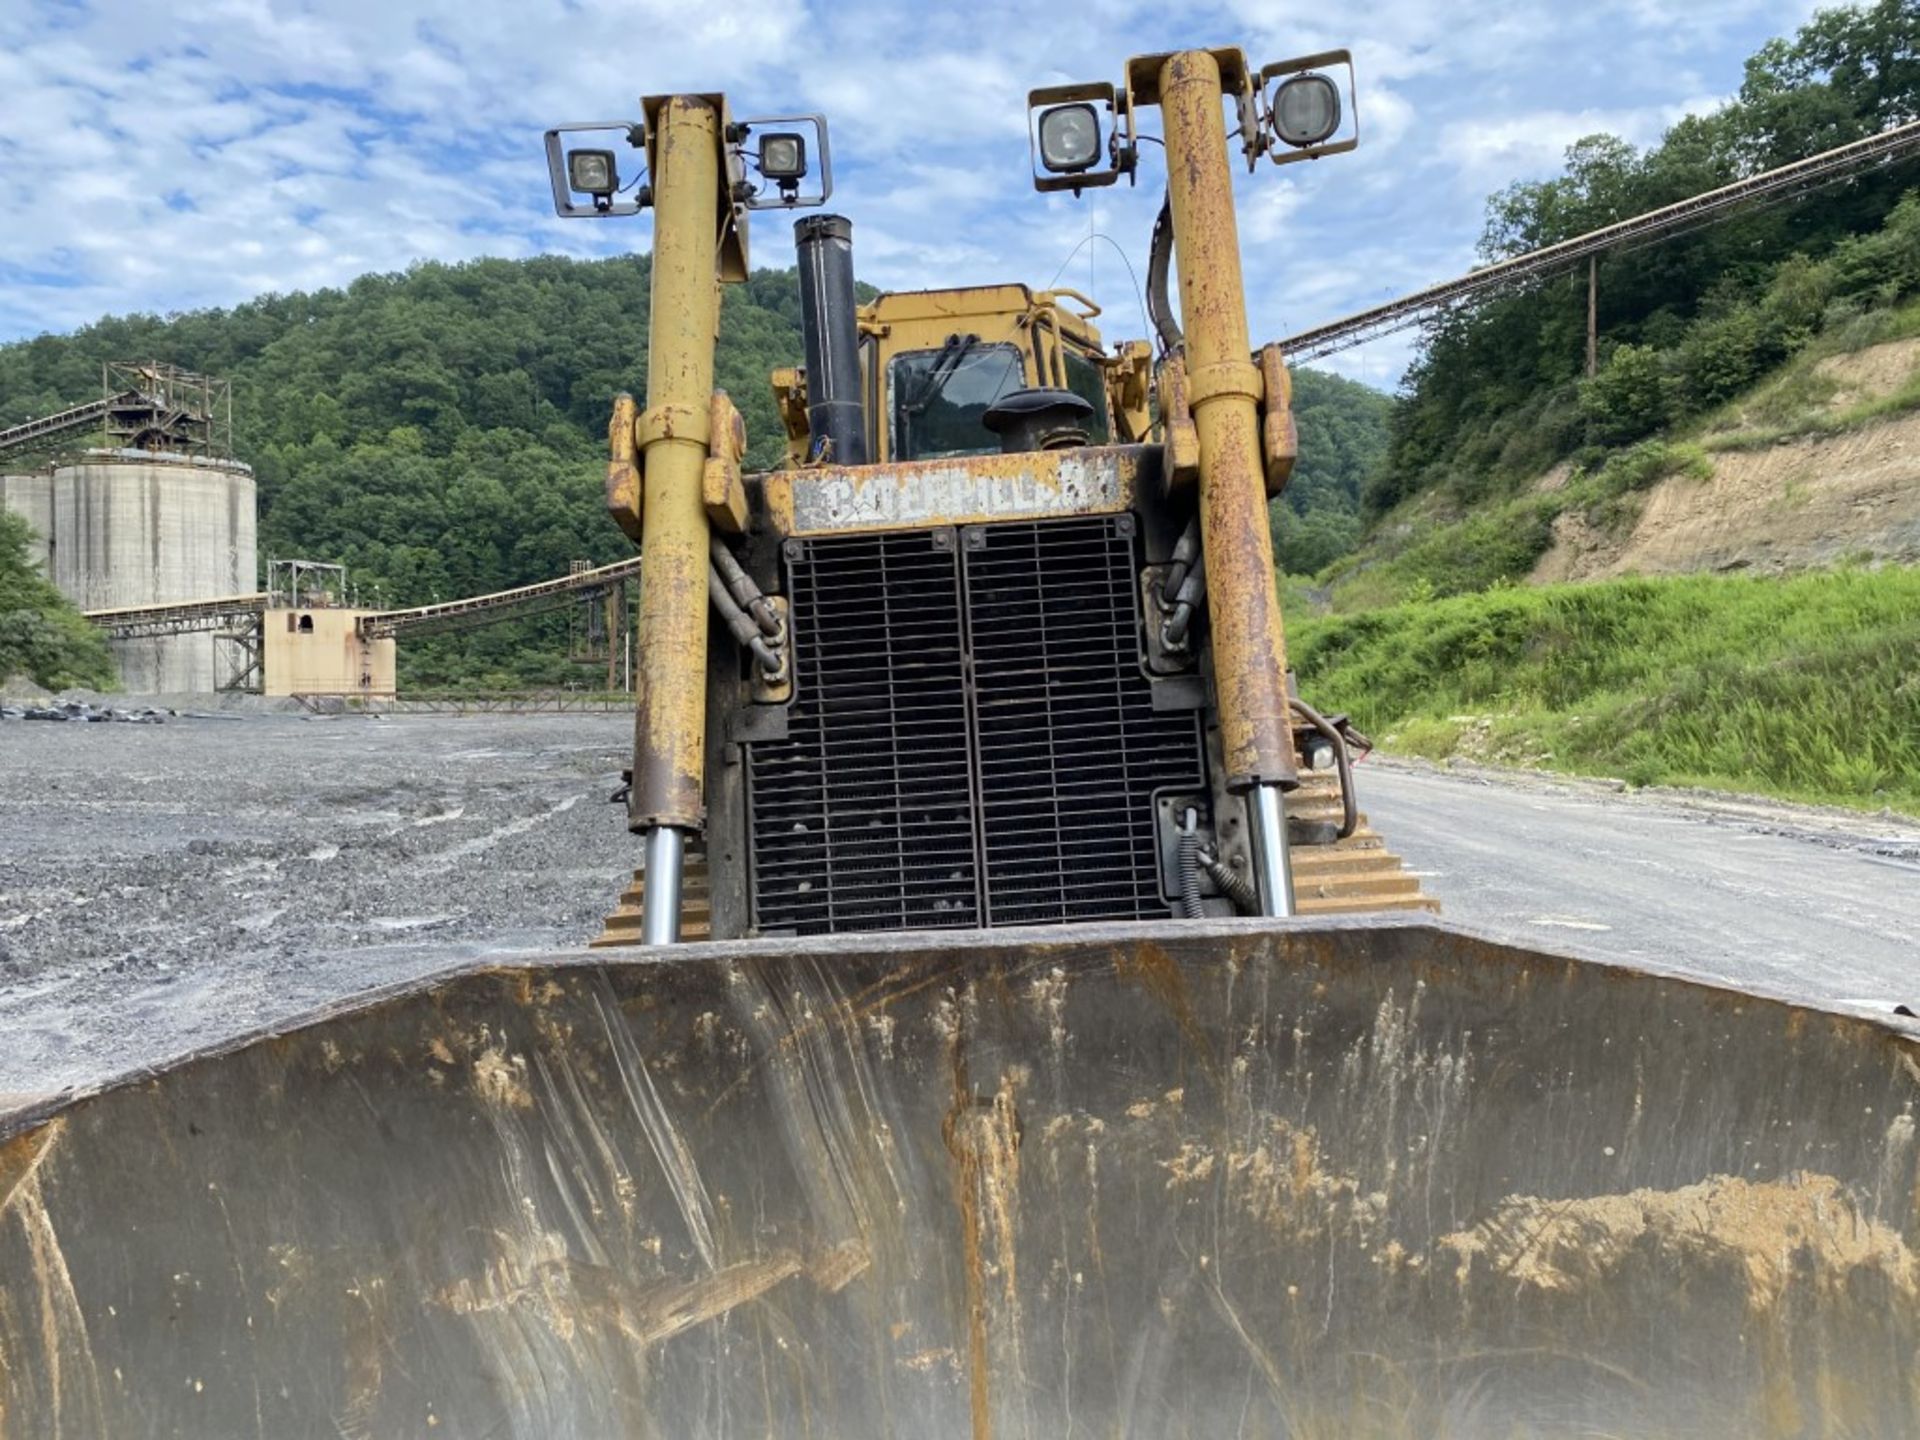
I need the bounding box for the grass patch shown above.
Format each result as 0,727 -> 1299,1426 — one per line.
1587,439 -> 1712,495
1702,368 -> 1920,453
1323,440 -> 1715,612
1326,496 -> 1558,610
1291,567 -> 1920,812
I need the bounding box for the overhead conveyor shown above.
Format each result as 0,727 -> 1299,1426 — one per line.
0,390 -> 149,458
1279,117 -> 1920,363
355,556 -> 642,639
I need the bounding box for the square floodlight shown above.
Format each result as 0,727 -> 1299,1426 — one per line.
567,148 -> 618,197
731,113 -> 832,210
1026,81 -> 1124,194
1270,73 -> 1341,148
759,132 -> 807,182
1038,103 -> 1101,174
1255,50 -> 1360,167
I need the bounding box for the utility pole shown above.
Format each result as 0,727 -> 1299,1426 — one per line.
1586,254 -> 1599,379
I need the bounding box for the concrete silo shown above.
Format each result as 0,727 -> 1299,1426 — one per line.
51,450 -> 258,692
0,470 -> 55,574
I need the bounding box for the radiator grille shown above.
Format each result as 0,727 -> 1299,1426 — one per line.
748,515 -> 1205,935
748,532 -> 980,933
965,519 -> 1205,925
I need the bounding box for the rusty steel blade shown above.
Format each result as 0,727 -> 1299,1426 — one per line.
4,916 -> 1919,1438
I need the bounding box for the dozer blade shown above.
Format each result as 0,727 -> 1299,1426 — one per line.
5,917 -> 1919,1438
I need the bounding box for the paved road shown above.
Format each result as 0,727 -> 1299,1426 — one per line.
1358,761 -> 1920,1012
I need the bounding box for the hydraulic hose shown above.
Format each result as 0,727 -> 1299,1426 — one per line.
710,537 -> 783,640
708,567 -> 783,677
1199,847 -> 1258,914
1159,517 -> 1200,606
1162,551 -> 1205,651
1146,190 -> 1183,353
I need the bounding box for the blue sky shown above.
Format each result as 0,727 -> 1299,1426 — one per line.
0,0 -> 1828,387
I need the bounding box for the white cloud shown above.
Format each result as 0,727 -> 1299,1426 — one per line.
1436,95 -> 1735,190
0,0 -> 1821,387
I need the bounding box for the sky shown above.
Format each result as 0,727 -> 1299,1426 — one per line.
0,0 -> 1832,389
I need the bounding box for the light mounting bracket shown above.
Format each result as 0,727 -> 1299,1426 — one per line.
729,113 -> 833,210
543,120 -> 649,217
1256,50 -> 1360,166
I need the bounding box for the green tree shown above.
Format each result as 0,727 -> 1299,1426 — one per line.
0,510 -> 115,690
1374,0 -> 1920,522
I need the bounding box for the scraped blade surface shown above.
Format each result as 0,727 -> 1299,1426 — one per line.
3,918 -> 1917,1438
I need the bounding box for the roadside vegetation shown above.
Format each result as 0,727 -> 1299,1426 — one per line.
1291,567 -> 1920,812
0,511 -> 114,692
1275,3 -> 1920,814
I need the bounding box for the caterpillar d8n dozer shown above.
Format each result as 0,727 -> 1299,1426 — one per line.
7,46 -> 1920,1440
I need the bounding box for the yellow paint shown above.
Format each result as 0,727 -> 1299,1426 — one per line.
852,285 -> 1113,463
605,391 -> 642,543
1157,48 -> 1296,790
629,95 -> 728,830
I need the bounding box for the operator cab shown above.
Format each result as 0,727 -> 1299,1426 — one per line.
774,282 -> 1148,470
865,285 -> 1114,462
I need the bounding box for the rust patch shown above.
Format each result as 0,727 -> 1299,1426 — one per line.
10,1145 -> 105,1434
806,1240 -> 871,1295
437,1235 -> 863,1353
1441,1172 -> 1919,1310
1158,1115 -> 1388,1248
509,973 -> 565,1008
947,1071 -> 1025,1440
0,1121 -> 59,1221
1114,941 -> 1221,1093
898,1346 -> 959,1375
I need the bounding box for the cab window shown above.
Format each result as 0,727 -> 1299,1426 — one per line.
888,340 -> 1025,461
1062,349 -> 1112,443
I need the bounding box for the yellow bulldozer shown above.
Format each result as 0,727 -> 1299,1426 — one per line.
6,44 -> 1920,1439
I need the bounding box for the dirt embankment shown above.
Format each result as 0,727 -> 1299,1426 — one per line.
1532,339 -> 1920,583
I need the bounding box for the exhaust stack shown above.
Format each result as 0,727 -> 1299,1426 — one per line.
794,214 -> 867,465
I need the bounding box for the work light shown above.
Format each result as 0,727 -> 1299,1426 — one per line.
758,132 -> 807,181
566,148 -> 618,197
1269,73 -> 1341,148
1038,103 -> 1101,173
543,121 -> 646,218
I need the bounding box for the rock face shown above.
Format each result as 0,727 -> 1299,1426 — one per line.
1532,339 -> 1920,584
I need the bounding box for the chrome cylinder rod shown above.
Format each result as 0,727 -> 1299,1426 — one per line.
1247,784 -> 1297,918
641,825 -> 686,945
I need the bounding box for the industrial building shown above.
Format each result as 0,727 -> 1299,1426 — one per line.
0,364 -> 258,692
5,362 -> 633,700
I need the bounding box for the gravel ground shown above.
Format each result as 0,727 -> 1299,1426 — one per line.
0,711 -> 638,1099
4,711 -> 1916,1104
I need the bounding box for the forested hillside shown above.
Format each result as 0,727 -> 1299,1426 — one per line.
0,258 -> 805,609
1272,368 -> 1391,574
1375,0 -> 1920,521
0,255 -> 1387,684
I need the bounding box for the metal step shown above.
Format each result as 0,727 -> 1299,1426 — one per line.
591,792 -> 1436,943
